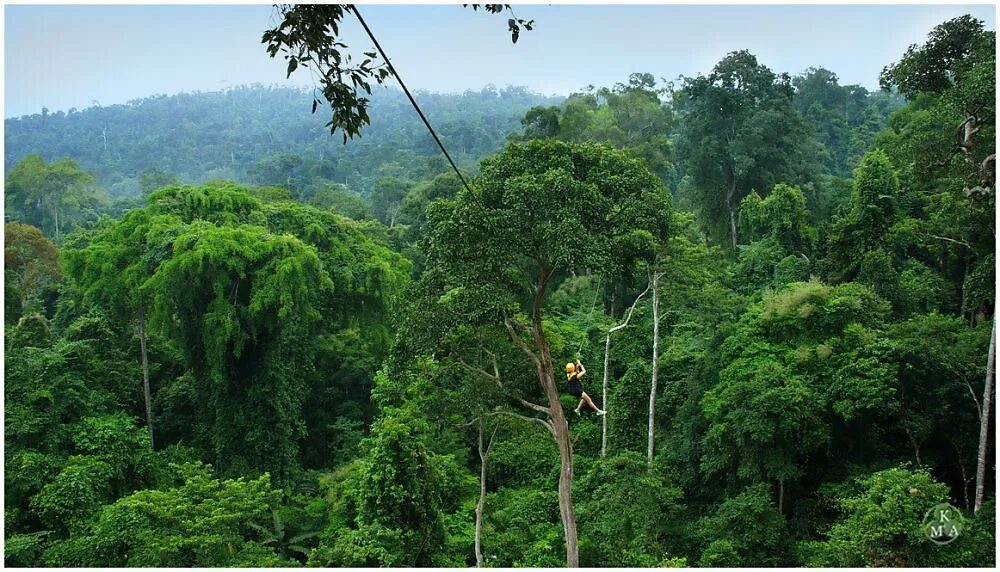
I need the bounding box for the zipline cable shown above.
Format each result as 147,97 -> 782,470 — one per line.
349,6 -> 475,196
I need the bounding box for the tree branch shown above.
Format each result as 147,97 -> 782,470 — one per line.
456,356 -> 499,383
504,316 -> 541,367
919,232 -> 975,252
515,397 -> 551,415
609,280 -> 652,335
487,410 -> 554,438
457,350 -> 549,415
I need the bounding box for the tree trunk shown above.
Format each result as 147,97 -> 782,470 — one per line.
526,264 -> 579,567
778,479 -> 784,513
475,422 -> 488,567
726,170 -> 738,251
137,308 -> 155,450
601,331 -> 612,459
647,272 -> 662,467
955,442 -> 971,510
975,314 -> 995,514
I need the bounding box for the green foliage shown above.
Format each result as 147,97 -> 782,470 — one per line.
797,467 -> 962,566
856,248 -> 901,306
426,139 -> 671,290
733,238 -> 786,295
792,67 -> 904,176
311,411 -> 453,566
5,222 -> 62,322
827,149 -> 902,281
774,254 -> 810,287
880,15 -> 995,99
4,154 -> 107,241
694,484 -> 786,566
738,183 -> 816,253
576,451 -> 685,566
3,15 -> 996,569
145,219 -> 329,479
481,487 -> 564,567
41,463 -> 286,566
512,74 -> 676,187
5,85 -> 561,199
308,182 -> 372,220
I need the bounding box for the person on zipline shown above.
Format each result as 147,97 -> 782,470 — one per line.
565,360 -> 606,416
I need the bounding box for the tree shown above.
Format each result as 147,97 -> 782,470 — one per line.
701,281 -> 893,502
475,419 -> 501,567
694,484 -> 786,566
738,183 -> 815,254
975,314 -> 994,514
600,280 -> 650,458
796,467 -> 982,566
675,51 -> 820,249
62,209 -> 177,450
826,149 -> 901,281
370,176 -> 410,227
875,15 -> 995,327
308,182 -> 373,220
144,219 -> 331,480
138,168 -> 180,195
575,451 -> 685,566
4,154 -> 106,242
423,140 -> 671,566
5,223 -> 61,323
647,269 -> 664,466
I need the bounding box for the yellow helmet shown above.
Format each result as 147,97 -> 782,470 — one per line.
565,362 -> 576,374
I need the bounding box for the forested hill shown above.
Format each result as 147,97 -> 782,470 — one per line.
3,84 -> 563,197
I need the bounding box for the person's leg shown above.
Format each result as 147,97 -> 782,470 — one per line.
581,392 -> 599,411
575,398 -> 585,414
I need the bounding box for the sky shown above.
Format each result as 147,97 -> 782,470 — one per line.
3,3 -> 996,118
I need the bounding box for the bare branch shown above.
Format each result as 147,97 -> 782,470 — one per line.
515,397 -> 551,415
919,232 -> 975,252
456,356 -> 500,383
485,420 -> 501,458
458,350 -> 549,415
609,280 -> 652,335
487,410 -> 554,438
504,316 -> 541,366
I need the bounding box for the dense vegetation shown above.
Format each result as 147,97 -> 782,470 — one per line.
4,85 -> 561,199
4,14 -> 996,567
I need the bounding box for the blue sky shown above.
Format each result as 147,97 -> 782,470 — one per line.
4,3 -> 996,118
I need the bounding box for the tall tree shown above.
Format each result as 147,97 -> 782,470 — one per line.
675,50 -> 820,249
423,140 -> 671,566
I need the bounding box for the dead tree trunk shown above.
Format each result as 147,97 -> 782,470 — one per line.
601,281 -> 651,458
975,314 -> 995,514
726,165 -> 738,251
647,271 -> 664,467
475,420 -> 499,567
136,308 -> 155,450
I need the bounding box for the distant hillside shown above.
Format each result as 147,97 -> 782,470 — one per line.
4,84 -> 563,197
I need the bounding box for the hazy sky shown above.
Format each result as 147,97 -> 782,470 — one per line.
4,3 -> 996,118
